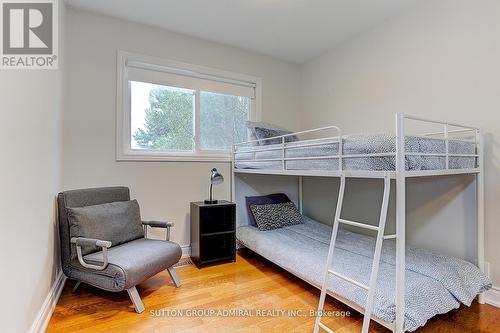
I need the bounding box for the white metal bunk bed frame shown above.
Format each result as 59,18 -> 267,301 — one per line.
231,113 -> 484,333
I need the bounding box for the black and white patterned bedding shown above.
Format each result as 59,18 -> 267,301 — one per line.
234,134 -> 477,171
237,217 -> 491,331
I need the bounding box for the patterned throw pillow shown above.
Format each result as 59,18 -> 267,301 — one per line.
245,193 -> 291,227
245,121 -> 282,145
250,201 -> 303,231
254,127 -> 299,145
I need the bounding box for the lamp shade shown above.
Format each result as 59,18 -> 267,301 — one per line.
210,168 -> 224,185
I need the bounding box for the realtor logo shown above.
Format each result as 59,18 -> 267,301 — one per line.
1,0 -> 58,69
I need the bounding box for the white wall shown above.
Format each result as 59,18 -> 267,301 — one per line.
300,0 -> 500,285
302,176 -> 478,263
0,3 -> 64,332
62,8 -> 301,248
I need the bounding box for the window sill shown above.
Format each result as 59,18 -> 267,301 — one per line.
116,150 -> 232,162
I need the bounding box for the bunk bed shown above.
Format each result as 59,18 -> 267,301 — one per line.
231,113 -> 490,333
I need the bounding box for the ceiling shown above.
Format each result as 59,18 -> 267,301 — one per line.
65,0 -> 416,64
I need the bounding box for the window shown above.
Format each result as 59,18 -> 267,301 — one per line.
116,51 -> 261,161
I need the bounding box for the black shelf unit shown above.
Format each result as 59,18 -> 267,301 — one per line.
190,200 -> 236,268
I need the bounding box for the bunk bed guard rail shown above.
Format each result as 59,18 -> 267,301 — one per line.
232,113 -> 480,174
233,125 -> 343,171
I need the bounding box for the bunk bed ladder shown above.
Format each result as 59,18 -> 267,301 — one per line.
314,174 -> 391,333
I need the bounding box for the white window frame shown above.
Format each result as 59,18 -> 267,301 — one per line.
116,50 -> 262,162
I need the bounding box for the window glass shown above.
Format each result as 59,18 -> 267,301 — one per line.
199,91 -> 250,150
130,81 -> 194,151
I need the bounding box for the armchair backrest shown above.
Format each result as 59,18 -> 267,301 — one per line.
57,187 -> 130,274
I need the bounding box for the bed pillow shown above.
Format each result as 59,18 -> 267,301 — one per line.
245,121 -> 277,145
245,121 -> 298,146
67,200 -> 144,256
245,121 -> 260,144
245,193 -> 291,227
250,201 -> 303,231
254,127 -> 299,145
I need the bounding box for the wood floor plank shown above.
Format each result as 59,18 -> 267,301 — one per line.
47,250 -> 500,333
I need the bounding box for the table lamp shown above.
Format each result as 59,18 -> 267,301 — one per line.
205,168 -> 224,204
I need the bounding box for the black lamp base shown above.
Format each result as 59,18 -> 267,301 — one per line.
204,199 -> 218,204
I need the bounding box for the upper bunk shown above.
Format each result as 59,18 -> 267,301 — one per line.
232,113 -> 482,179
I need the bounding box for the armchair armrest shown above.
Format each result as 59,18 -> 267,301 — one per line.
142,220 -> 174,228
71,237 -> 111,271
142,220 -> 174,241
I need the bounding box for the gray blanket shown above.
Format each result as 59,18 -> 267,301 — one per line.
236,217 -> 491,331
235,134 -> 476,171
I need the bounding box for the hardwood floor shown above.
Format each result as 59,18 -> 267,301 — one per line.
47,250 -> 500,333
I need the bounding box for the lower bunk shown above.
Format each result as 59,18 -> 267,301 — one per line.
236,216 -> 491,332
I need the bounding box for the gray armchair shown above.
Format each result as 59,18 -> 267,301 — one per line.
58,186 -> 182,313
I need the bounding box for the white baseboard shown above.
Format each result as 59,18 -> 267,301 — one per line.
29,271 -> 67,333
181,245 -> 191,258
484,285 -> 500,308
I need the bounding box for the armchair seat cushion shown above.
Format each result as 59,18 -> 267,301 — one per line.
69,238 -> 182,292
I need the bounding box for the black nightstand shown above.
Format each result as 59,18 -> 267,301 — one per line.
190,200 -> 236,268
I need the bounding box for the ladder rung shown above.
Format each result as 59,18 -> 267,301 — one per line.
318,322 -> 335,333
338,218 -> 379,231
328,269 -> 369,290
383,234 -> 396,239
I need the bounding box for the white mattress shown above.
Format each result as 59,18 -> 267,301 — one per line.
234,134 -> 476,171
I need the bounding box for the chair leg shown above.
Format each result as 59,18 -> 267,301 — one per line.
167,266 -> 181,287
72,281 -> 81,293
127,286 -> 145,314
